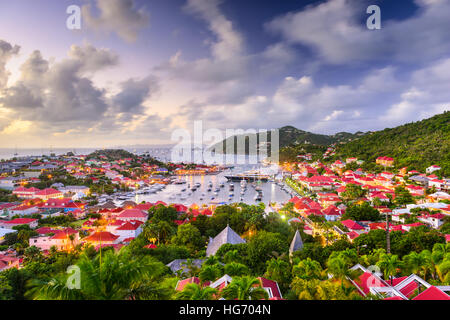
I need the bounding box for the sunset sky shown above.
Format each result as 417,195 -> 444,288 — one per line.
0,0 -> 449,148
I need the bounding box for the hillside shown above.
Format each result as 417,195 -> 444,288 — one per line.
86,149 -> 138,161
211,126 -> 363,155
334,112 -> 450,176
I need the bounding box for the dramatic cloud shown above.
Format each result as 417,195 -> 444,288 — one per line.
176,61 -> 449,134
0,40 -> 20,88
0,42 -> 165,141
267,0 -> 450,64
111,76 -> 160,122
82,0 -> 150,42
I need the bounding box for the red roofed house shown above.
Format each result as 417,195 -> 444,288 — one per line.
84,231 -> 120,245
0,254 -> 20,271
418,213 -> 447,229
35,188 -> 63,201
341,219 -> 366,233
113,221 -> 143,242
7,204 -> 40,217
413,286 -> 450,300
376,157 -> 394,167
12,187 -> 41,199
257,277 -> 283,299
0,218 -> 38,229
175,277 -> 210,291
117,209 -> 148,222
29,228 -> 80,251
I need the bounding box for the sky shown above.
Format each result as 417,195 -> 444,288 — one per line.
0,0 -> 449,148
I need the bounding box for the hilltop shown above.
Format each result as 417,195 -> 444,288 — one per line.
211,126 -> 364,155
86,149 -> 138,161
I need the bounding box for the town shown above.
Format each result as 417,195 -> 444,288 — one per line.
0,147 -> 449,300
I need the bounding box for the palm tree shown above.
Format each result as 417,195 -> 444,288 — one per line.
293,258 -> 324,280
376,253 -> 402,282
199,265 -> 223,283
175,283 -> 218,300
224,262 -> 250,277
221,276 -> 268,300
29,250 -> 165,300
431,243 -> 449,279
403,250 -> 432,280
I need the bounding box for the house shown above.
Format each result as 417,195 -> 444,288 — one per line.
7,204 -> 40,217
35,188 -> 63,200
417,213 -> 447,229
0,254 -> 20,271
257,277 -> 283,299
12,187 -> 41,199
376,157 -> 394,167
206,225 -> 245,257
0,218 -> 38,229
322,205 -> 342,221
426,165 -> 441,174
113,220 -> 144,242
402,222 -> 425,232
83,231 -> 120,245
117,209 -> 148,222
29,228 -> 80,251
175,277 -> 208,291
429,179 -> 445,191
405,185 -> 425,196
341,220 -> 366,234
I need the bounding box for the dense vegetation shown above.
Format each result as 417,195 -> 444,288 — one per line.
334,112 -> 450,176
1,203 -> 448,300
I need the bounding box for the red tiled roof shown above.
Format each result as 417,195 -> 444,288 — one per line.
341,219 -> 365,230
118,209 -> 147,218
3,218 -> 37,225
412,286 -> 450,300
84,232 -> 119,242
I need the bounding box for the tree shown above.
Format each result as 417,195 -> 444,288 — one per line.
264,258 -> 292,293
199,264 -> 223,283
29,250 -> 167,300
172,224 -> 204,252
246,231 -> 288,274
342,184 -> 366,201
224,262 -> 250,277
175,283 -> 218,300
342,202 -> 381,221
376,253 -> 402,281
292,258 -> 324,280
221,276 -> 268,300
403,250 -> 432,280
394,186 -> 415,206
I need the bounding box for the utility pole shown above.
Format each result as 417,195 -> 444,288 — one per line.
386,212 -> 391,254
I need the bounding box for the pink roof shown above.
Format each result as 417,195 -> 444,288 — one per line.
341,219 -> 365,230
116,221 -> 141,231
118,209 -> 147,218
383,296 -> 405,300
257,277 -> 282,299
35,188 -> 61,196
3,218 -> 37,224
389,277 -> 418,298
412,286 -> 450,300
176,277 -> 201,291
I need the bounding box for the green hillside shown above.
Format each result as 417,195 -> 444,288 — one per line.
211,126 -> 362,154
334,112 -> 450,176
